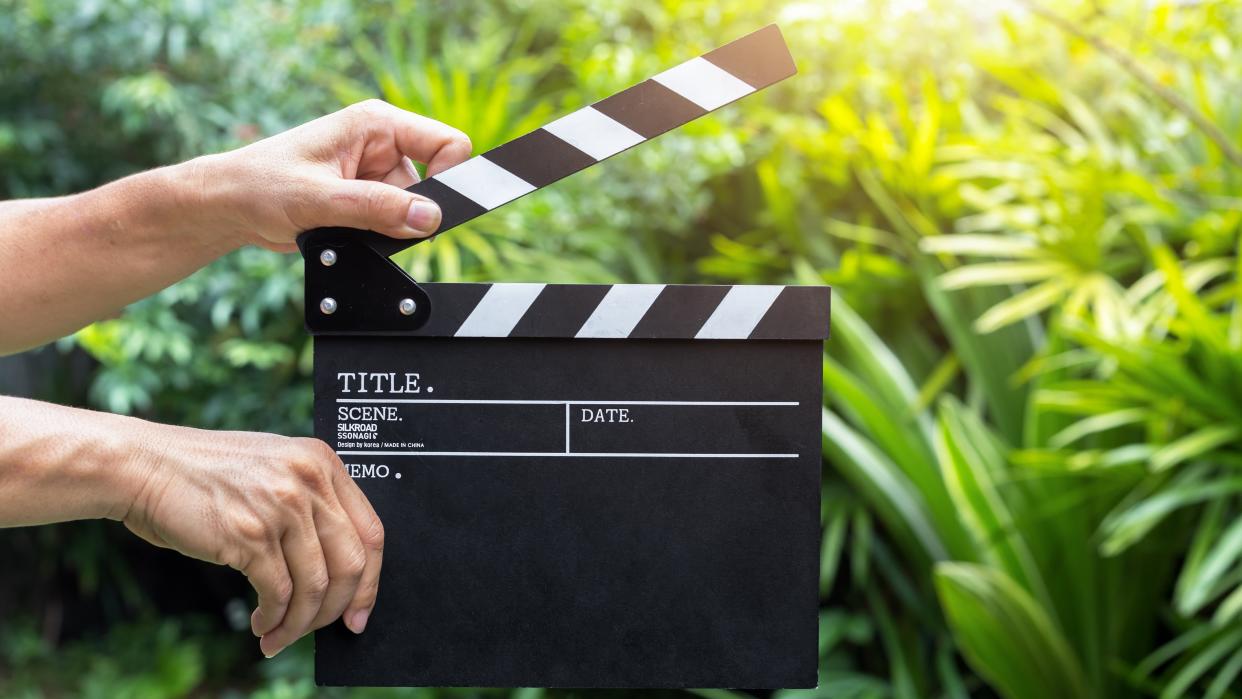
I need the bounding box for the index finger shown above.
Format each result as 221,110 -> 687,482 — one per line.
330,463 -> 386,634
245,550 -> 293,637
360,100 -> 472,177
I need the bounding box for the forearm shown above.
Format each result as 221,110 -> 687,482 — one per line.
0,156 -> 244,354
0,101 -> 467,355
0,396 -> 146,526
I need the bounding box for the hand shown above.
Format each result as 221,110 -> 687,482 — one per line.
0,99 -> 471,353
118,424 -> 384,658
195,99 -> 473,252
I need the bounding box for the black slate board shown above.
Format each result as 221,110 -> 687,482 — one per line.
311,284 -> 825,687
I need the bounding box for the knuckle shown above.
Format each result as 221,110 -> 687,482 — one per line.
340,545 -> 367,580
360,516 -> 385,552
364,185 -> 389,220
273,576 -> 294,606
304,568 -> 331,601
365,186 -> 405,228
221,547 -> 251,572
270,480 -> 306,510
296,437 -> 338,464
349,98 -> 386,117
300,465 -> 333,494
325,186 -> 363,215
289,439 -> 337,490
234,513 -> 270,543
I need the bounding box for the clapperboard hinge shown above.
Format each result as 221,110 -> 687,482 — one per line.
297,24 -> 797,334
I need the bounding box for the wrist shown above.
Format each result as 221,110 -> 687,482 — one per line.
162,153 -> 253,253
0,398 -> 157,525
86,412 -> 161,522
70,156 -> 250,260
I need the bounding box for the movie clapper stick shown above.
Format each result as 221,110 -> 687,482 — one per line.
297,24 -> 796,333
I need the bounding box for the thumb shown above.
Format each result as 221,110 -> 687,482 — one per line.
317,178 -> 441,238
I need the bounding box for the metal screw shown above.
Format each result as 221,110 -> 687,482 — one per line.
398,298 -> 417,316
319,249 -> 338,267
319,297 -> 338,315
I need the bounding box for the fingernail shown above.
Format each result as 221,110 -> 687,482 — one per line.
347,608 -> 370,634
260,636 -> 283,658
405,199 -> 440,236
402,156 -> 421,183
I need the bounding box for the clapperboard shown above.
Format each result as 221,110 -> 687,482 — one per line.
300,25 -> 829,688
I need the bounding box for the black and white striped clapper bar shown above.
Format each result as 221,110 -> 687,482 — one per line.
303,25 -> 829,690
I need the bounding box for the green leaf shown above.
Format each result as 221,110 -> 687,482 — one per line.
938,262 -> 1066,290
823,408 -> 949,562
829,298 -> 925,421
1205,644 -> 1242,699
924,234 -> 1038,259
1100,469 -> 1242,556
1161,627 -> 1242,699
1214,583 -> 1242,625
914,353 -> 960,413
824,358 -> 957,536
975,278 -> 1073,334
934,399 -> 1051,609
935,563 -> 1090,699
1151,425 -> 1242,472
821,507 -> 849,596
1176,512 -> 1242,616
1047,408 -> 1149,449
916,256 -> 1032,441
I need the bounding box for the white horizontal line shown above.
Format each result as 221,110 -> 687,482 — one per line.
335,451 -> 800,459
335,399 -> 798,406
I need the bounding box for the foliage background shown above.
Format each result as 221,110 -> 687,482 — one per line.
2,0 -> 1241,697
